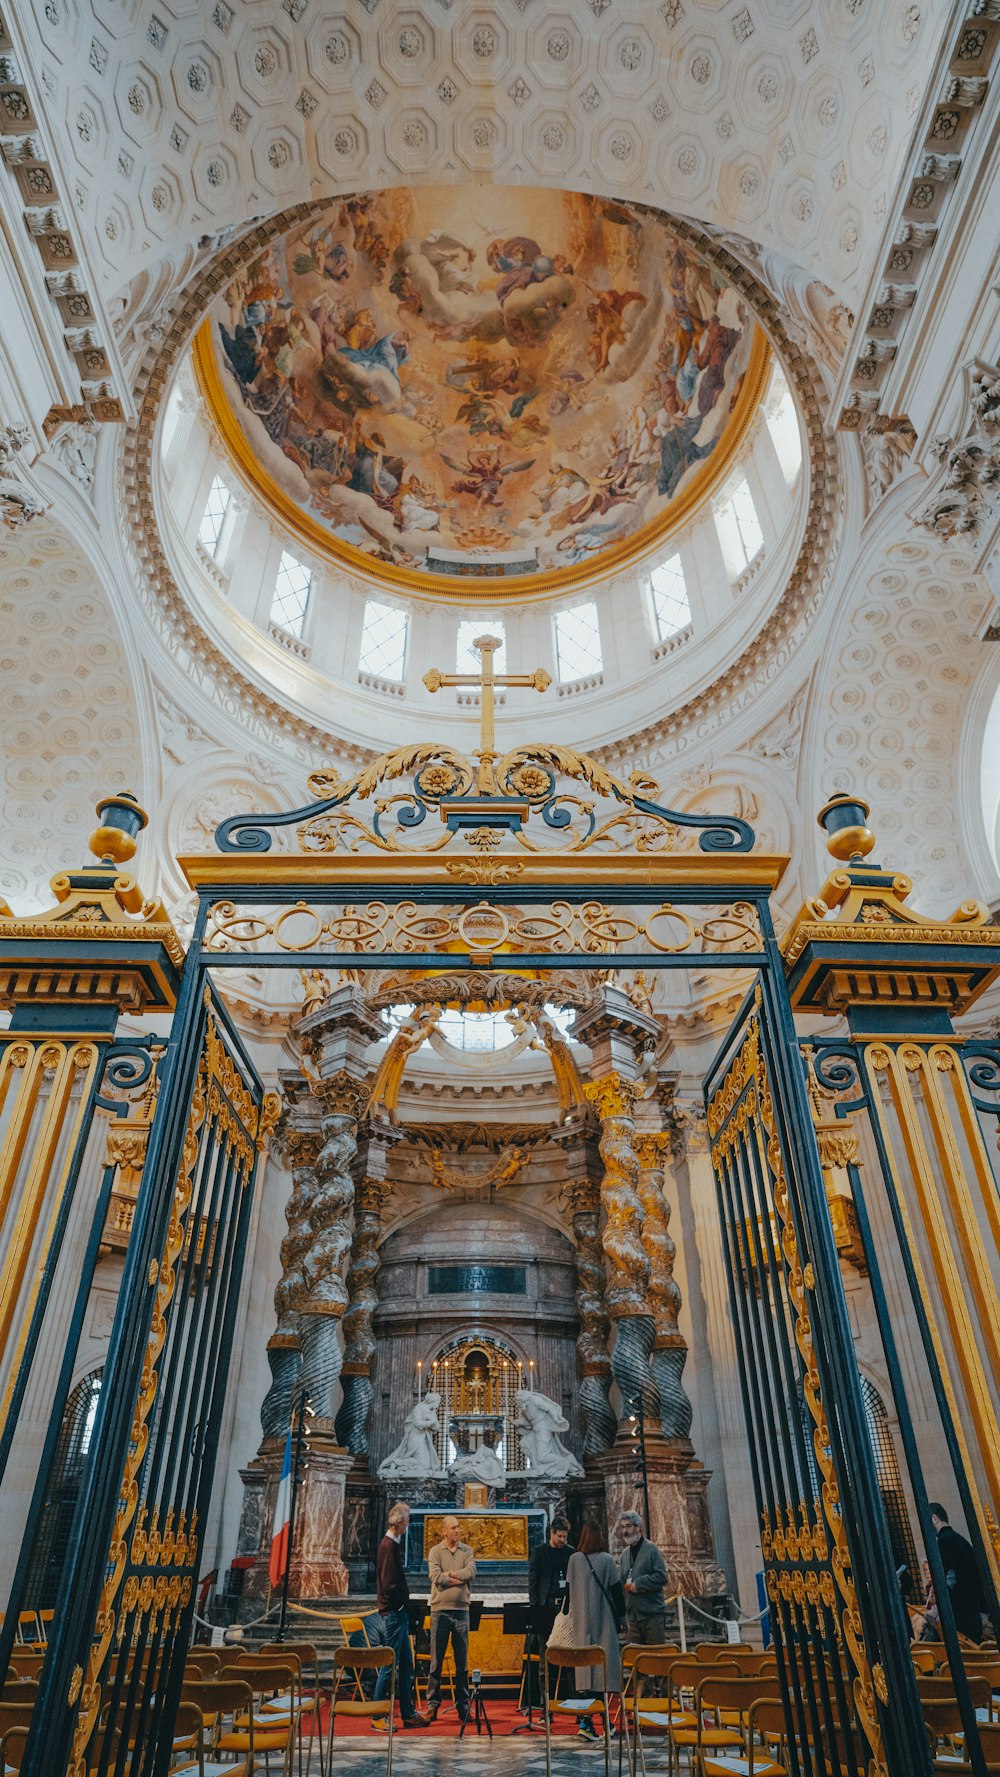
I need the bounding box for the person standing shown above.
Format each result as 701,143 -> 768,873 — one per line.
618,1510 -> 669,1646
426,1514 -> 477,1722
928,1503 -> 988,1643
566,1521 -> 622,1741
373,1501 -> 431,1730
526,1515 -> 574,1705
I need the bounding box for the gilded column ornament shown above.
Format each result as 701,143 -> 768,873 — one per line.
635,1132 -> 693,1441
585,1073 -> 658,1433
296,1071 -> 367,1429
335,1173 -> 391,1455
260,1128 -> 321,1440
564,1173 -> 616,1455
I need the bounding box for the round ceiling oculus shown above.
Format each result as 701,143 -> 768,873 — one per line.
195,185 -> 768,597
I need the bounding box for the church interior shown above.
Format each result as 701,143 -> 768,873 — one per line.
2,2 -> 1000,1773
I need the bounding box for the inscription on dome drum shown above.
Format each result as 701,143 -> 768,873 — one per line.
196,184 -> 765,594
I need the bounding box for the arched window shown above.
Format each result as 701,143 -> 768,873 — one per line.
716,478 -> 763,576
197,474 -> 231,559
554,602 -> 602,682
270,550 -> 312,640
22,1368 -> 102,1609
649,553 -> 692,641
359,598 -> 408,682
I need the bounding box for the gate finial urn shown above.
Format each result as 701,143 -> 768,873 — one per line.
817,793 -> 876,864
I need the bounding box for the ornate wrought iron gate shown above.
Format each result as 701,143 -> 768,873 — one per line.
2,746 -> 999,1774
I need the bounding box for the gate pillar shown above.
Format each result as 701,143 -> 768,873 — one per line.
782,794 -> 1000,1769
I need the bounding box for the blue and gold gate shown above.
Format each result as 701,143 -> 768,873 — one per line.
1,692 -> 999,1773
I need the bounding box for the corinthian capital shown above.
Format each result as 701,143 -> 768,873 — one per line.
585,1073 -> 643,1122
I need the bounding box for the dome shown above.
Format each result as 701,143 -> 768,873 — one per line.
194,184 -> 766,599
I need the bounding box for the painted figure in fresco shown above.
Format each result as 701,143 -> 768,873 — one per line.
586,287 -> 647,374
695,312 -> 741,415
444,446 -> 536,511
212,190 -> 752,578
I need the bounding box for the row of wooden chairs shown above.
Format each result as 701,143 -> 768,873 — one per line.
0,1639 -> 327,1777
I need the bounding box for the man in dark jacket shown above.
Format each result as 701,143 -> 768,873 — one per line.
525,1516 -> 574,1706
929,1503 -> 987,1643
618,1510 -> 669,1646
372,1501 -> 431,1728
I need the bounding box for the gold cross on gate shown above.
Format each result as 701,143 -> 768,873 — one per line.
423,634 -> 551,793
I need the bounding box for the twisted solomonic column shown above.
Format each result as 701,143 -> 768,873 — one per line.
335,1175 -> 390,1454
296,1071 -> 367,1429
635,1133 -> 693,1441
260,1129 -> 321,1439
565,1175 -> 617,1454
584,1074 -> 659,1436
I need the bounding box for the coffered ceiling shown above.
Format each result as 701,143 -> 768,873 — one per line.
14,0 -> 947,307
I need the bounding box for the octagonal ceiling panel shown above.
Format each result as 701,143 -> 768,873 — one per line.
194,185 -> 766,597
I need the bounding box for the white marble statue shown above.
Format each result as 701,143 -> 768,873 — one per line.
514,1389 -> 585,1478
378,1393 -> 442,1478
449,1443 -> 505,1486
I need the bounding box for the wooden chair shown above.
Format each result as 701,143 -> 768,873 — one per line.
257,1640 -> 325,1777
701,1695 -> 789,1777
543,1645 -> 612,1777
330,1647 -> 395,1777
184,1651 -> 221,1680
0,1726 -> 28,1773
619,1651 -> 698,1777
656,1658 -> 743,1777
337,1617 -> 371,1701
14,1616 -> 38,1650
5,1657 -> 41,1684
173,1678 -> 256,1777
228,1658 -> 299,1776
696,1643 -> 753,1662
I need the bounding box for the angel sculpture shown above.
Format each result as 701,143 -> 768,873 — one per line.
514,1389 -> 585,1478
378,1393 -> 442,1478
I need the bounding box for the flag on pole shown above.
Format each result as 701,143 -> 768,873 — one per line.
268,1428 -> 293,1590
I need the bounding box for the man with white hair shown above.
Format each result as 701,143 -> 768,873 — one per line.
372,1500 -> 431,1730
426,1513 -> 477,1722
618,1510 -> 669,1649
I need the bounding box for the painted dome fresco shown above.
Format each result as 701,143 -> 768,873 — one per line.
196,185 -> 767,595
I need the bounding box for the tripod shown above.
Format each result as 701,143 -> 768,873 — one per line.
459,1671 -> 492,1739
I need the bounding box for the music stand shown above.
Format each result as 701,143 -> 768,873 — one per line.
504,1601 -> 543,1734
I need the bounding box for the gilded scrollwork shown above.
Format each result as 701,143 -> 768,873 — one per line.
204,895 -> 762,960
214,734 -> 755,859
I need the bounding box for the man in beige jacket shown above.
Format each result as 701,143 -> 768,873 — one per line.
426,1514 -> 477,1722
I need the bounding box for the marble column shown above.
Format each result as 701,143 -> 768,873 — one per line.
259,1127 -> 319,1439
295,985 -> 384,1434
578,989 -> 661,1442
635,1131 -> 694,1444
296,1070 -> 367,1429
564,1155 -> 616,1456
335,1161 -> 390,1455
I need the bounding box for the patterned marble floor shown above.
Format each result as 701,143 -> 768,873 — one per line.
297,1733 -> 619,1774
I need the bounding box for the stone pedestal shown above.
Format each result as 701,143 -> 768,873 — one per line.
244,1432 -> 352,1599
589,1436 -> 726,1599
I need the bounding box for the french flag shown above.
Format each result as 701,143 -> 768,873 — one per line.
268,1429 -> 292,1590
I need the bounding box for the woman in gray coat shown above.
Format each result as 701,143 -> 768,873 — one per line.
566,1520 -> 622,1736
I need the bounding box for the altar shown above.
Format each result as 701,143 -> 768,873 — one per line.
404,1508 -> 549,1583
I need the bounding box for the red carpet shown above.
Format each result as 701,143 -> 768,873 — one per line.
315,1697 -> 599,1738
